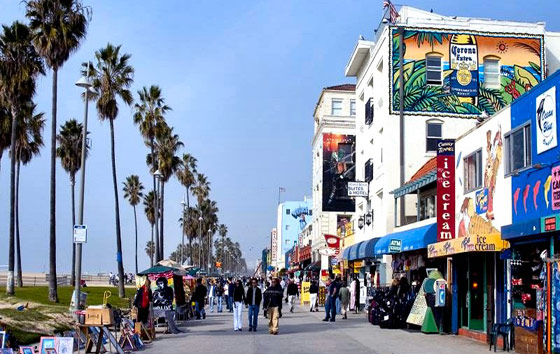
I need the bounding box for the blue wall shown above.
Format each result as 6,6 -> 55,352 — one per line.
280,200 -> 312,261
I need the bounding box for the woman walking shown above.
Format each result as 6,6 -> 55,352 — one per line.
232,279 -> 245,331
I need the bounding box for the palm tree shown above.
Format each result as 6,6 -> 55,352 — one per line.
85,43 -> 134,298
0,107 -> 10,172
56,119 -> 88,286
143,191 -> 156,267
14,103 -> 45,287
133,85 -> 170,265
198,199 -> 218,269
0,21 -> 45,296
122,175 -> 144,274
218,224 -> 227,269
145,241 -> 155,263
150,125 -> 182,260
176,153 -> 197,263
26,0 -> 89,303
192,173 -> 210,206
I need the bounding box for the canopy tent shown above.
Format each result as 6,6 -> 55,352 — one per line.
157,259 -> 183,269
374,222 -> 437,256
138,265 -> 186,276
137,265 -> 186,309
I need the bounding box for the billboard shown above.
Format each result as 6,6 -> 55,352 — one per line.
437,140 -> 455,241
322,133 -> 355,212
279,201 -> 312,256
390,28 -> 544,117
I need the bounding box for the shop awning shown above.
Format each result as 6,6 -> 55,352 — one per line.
357,237 -> 381,259
349,243 -> 360,260
427,233 -> 510,258
342,246 -> 351,260
374,222 -> 437,255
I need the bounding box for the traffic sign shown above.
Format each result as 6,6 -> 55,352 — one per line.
74,225 -> 87,244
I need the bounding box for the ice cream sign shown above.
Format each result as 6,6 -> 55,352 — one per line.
536,86 -> 557,154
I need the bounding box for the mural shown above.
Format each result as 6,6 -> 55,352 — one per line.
280,201 -> 312,258
322,134 -> 356,212
390,28 -> 544,117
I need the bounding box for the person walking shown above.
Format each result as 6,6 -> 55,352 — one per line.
263,277 -> 283,335
322,278 -> 332,322
354,277 -> 361,314
133,278 -> 152,324
208,279 -> 216,313
233,279 -> 245,331
339,281 -> 350,319
216,280 -> 224,313
245,278 -> 262,332
193,278 -> 207,320
286,279 -> 299,313
227,278 -> 235,313
309,280 -> 318,312
323,277 -> 338,322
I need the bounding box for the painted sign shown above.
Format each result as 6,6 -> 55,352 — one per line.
271,228 -> 277,263
407,278 -> 428,326
322,133 -> 356,212
536,86 -> 557,154
475,188 -> 489,214
427,233 -> 509,258
437,140 -> 455,241
553,166 -> 560,211
390,28 -> 544,117
300,281 -> 310,303
347,181 -> 369,197
388,239 -> 402,253
324,234 -> 341,257
149,272 -> 175,310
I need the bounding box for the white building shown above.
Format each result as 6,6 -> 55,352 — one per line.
344,6 -> 560,286
305,84 -> 356,263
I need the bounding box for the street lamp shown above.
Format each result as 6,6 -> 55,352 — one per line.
358,215 -> 365,230
207,228 -> 212,273
153,169 -> 163,262
180,199 -> 186,265
198,216 -> 203,268
366,211 -> 373,226
72,71 -> 93,312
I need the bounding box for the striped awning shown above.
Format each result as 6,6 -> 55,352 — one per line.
390,170 -> 437,198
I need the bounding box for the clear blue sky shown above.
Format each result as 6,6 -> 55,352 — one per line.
0,1 -> 559,274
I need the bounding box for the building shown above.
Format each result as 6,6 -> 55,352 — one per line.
344,5 -> 560,288
306,84 -> 357,274
274,199 -> 312,270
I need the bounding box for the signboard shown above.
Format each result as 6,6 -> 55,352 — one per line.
347,181 -> 368,197
322,133 -> 356,212
552,167 -> 560,211
73,225 -> 87,244
536,86 -> 557,154
436,140 -> 455,241
388,239 -> 402,253
324,234 -> 341,257
300,281 -> 310,303
271,228 -> 277,262
406,278 -> 428,326
427,233 -> 509,258
541,215 -> 560,233
475,188 -> 488,214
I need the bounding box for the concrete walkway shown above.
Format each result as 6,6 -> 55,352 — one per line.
144,304 -> 506,354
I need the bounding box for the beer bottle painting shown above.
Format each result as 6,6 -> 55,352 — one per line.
450,34 -> 479,104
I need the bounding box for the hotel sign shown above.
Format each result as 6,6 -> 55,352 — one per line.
437,140 -> 456,241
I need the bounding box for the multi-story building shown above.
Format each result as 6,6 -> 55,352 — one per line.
274,199 -> 312,269
344,5 -> 560,287
306,85 -> 357,267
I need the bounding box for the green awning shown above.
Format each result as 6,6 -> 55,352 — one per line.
390,170 -> 437,198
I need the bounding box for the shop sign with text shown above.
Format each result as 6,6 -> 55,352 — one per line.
427,233 -> 509,258
388,239 -> 402,253
437,139 -> 455,241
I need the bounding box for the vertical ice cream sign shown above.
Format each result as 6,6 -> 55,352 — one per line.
449,34 -> 479,98
437,140 -> 455,241
536,86 -> 557,154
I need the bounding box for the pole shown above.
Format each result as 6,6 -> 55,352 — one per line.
398,26 -> 405,226
181,200 -> 185,265
198,218 -> 202,268
72,68 -> 90,312
154,176 -> 160,262
208,229 -> 212,272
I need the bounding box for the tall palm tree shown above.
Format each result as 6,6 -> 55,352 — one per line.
122,175 -> 144,274
133,85 -> 170,264
14,102 -> 45,287
85,43 -> 134,298
198,199 -> 218,269
143,191 -> 156,267
26,0 -> 89,303
176,153 -> 197,263
218,224 -> 227,269
0,21 -> 45,296
150,125 -> 182,260
0,107 -> 10,172
145,241 -> 155,263
56,119 -> 88,286
192,173 -> 210,206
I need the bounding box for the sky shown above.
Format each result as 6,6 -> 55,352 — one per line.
0,0 -> 559,275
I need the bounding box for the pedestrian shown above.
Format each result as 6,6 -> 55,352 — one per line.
322,278 -> 332,322
286,279 -> 299,313
354,277 -> 361,314
227,278 -> 235,313
233,279 -> 245,331
193,278 -> 207,320
323,277 -> 338,322
335,275 -> 342,315
208,279 -> 216,313
133,278 -> 152,323
339,281 -> 350,319
309,280 -> 318,312
108,272 -> 114,285
245,278 -> 262,332
263,281 -> 270,318
216,280 -> 224,313
263,277 -> 283,335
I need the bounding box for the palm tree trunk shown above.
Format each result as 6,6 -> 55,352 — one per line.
70,176 -> 76,286
15,159 -> 22,287
133,205 -> 138,274
186,188 -> 192,264
109,119 -> 125,298
159,182 -> 165,260
150,224 -> 154,267
7,107 -> 18,295
49,68 -> 59,303
150,142 -> 159,263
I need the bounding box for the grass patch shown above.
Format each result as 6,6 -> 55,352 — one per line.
7,327 -> 41,346
0,286 -> 135,309
0,308 -> 49,321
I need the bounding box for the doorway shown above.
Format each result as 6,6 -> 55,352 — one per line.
456,254 -> 488,331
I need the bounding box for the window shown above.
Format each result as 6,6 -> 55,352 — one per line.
484,58 -> 500,89
426,121 -> 442,152
365,98 -> 373,125
286,209 -> 290,215
426,54 -> 442,85
350,100 -> 356,116
505,124 -> 531,174
331,99 -> 342,115
464,149 -> 482,192
419,195 -> 436,220
365,159 -> 374,182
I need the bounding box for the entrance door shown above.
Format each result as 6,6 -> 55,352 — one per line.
456,255 -> 469,328
469,254 -> 485,331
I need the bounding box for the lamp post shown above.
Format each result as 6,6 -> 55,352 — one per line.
180,199 -> 186,265
358,215 -> 365,230
198,216 -> 203,268
153,169 -> 163,262
207,228 -> 212,273
72,71 -> 93,312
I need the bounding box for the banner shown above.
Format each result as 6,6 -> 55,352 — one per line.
437,140 -> 455,241
324,234 -> 341,257
322,133 -> 356,212
536,86 -> 557,154
271,228 -> 277,262
427,233 -> 509,258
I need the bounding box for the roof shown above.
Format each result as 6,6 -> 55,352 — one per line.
390,157 -> 437,198
407,157 -> 437,184
325,84 -> 355,92
137,265 -> 185,276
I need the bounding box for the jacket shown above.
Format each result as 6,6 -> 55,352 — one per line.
263,284 -> 283,309
245,286 -> 262,306
339,287 -> 350,305
133,286 -> 152,309
233,285 -> 245,302
309,283 -> 319,294
286,283 -> 299,296
192,284 -> 207,303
